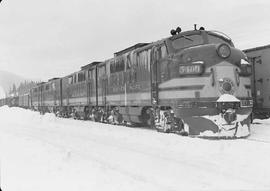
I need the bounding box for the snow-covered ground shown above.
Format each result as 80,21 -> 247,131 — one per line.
0,106 -> 270,191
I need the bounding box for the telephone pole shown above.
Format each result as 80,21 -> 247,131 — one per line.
0,1 -> 3,189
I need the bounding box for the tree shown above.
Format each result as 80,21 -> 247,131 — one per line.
12,83 -> 16,93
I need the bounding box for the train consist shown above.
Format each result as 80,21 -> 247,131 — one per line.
0,27 -> 253,138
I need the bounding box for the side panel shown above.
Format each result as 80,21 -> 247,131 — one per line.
150,46 -> 159,106
125,50 -> 151,106
245,48 -> 270,109
97,64 -> 106,106
86,68 -> 97,106
62,77 -> 69,106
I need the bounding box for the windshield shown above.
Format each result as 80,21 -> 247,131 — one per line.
171,34 -> 204,50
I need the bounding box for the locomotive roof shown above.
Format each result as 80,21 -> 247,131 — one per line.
168,30 -> 203,40
113,30 -> 227,58
114,43 -> 149,57
36,82 -> 45,86
112,30 -> 218,57
48,77 -> 60,82
81,61 -> 101,70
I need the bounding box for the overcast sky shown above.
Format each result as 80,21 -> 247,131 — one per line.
1,0 -> 270,80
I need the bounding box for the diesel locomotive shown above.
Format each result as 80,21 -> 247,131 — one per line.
0,27 -> 253,138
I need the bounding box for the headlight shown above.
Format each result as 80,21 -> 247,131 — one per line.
217,44 -> 231,58
219,78 -> 235,94
222,81 -> 232,92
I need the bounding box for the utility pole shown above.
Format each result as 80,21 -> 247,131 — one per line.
0,1 -> 3,189
0,1 -> 3,188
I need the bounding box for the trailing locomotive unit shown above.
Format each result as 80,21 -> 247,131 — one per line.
105,27 -> 252,138
30,78 -> 62,114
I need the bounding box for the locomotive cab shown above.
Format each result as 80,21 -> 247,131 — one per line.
155,29 -> 253,138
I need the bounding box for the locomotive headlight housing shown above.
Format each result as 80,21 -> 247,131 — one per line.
219,78 -> 235,94
222,81 -> 232,92
217,44 -> 231,58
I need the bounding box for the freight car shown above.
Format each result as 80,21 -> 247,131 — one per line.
20,27 -> 252,138
244,45 -> 270,119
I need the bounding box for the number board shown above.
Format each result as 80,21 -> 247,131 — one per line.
179,64 -> 202,75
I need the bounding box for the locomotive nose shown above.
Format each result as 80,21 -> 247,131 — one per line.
211,61 -> 238,95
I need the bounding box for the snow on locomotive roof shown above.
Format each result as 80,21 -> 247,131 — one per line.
114,43 -> 149,57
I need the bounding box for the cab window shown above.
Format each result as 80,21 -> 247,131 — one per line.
68,76 -> 73,84
98,65 -> 106,77
78,72 -> 86,82
172,35 -> 203,50
52,82 -> 56,90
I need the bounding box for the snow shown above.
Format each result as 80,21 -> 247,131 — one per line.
216,94 -> 240,102
201,113 -> 250,138
1,106 -> 270,190
241,59 -> 250,65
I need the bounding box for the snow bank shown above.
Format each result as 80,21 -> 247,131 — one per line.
1,106 -> 270,191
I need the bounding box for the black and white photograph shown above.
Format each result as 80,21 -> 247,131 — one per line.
0,0 -> 270,190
